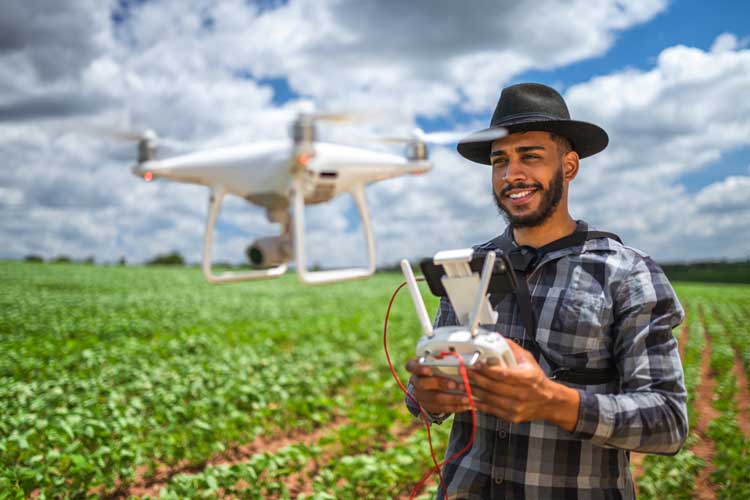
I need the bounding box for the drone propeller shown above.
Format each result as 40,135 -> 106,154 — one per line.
86,126 -> 191,150
374,127 -> 508,145
290,107 -> 379,154
305,111 -> 365,124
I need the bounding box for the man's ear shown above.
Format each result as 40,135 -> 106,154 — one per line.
563,151 -> 579,182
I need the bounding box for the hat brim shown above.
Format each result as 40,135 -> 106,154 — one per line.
457,120 -> 608,165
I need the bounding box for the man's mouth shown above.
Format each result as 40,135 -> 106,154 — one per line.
505,188 -> 537,205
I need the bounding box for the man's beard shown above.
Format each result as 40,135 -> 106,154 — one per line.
493,165 -> 564,228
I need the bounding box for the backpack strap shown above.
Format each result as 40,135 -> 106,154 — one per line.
488,230 -> 621,385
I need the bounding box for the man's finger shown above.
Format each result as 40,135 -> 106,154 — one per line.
414,391 -> 472,414
410,374 -> 461,392
405,358 -> 432,376
469,362 -> 535,386
466,372 -> 520,398
505,339 -> 539,366
471,359 -> 537,385
473,401 -> 512,421
469,363 -> 511,382
470,387 -> 518,409
425,402 -> 473,414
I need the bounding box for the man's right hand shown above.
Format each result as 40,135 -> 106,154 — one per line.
405,358 -> 472,414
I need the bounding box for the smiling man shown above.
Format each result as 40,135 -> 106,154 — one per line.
406,83 -> 688,499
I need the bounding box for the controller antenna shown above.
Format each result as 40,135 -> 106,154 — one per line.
400,260 -> 433,338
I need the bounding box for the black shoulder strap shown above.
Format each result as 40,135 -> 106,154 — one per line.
488,230 -> 622,385
537,230 -> 622,254
490,229 -> 622,256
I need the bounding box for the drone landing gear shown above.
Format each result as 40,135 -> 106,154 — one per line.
201,180 -> 377,285
291,178 -> 376,284
202,186 -> 288,284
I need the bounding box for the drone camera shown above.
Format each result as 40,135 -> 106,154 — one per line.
246,235 -> 292,268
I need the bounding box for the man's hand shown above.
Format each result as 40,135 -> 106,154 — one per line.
467,340 -> 581,432
405,359 -> 472,415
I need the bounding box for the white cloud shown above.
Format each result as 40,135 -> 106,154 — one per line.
562,37 -> 750,260
1,1 -> 747,269
694,175 -> 750,213
213,0 -> 669,114
711,32 -> 739,53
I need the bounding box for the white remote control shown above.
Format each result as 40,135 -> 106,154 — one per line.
401,249 -> 517,384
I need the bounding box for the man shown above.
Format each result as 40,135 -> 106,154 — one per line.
405,83 -> 687,499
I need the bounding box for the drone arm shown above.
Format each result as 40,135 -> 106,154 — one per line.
202,186 -> 287,283
293,181 -> 376,285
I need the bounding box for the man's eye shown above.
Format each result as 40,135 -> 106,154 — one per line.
493,159 -> 508,167
523,154 -> 540,160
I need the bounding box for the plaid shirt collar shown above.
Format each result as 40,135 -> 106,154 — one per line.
488,219 -> 617,274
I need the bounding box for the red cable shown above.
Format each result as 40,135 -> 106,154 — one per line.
383,280 -> 477,500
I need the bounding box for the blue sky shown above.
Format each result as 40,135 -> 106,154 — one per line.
0,0 -> 748,265
251,0 -> 750,200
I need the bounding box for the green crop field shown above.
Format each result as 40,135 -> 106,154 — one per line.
1,262 -> 749,499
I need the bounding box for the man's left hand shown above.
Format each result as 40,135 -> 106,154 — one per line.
467,339 -> 581,432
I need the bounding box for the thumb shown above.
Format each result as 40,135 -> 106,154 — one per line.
505,338 -> 538,366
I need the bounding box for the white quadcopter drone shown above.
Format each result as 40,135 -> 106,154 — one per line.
118,110 -> 498,285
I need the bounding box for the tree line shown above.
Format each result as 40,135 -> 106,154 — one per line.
21,253 -> 750,284
23,252 -> 184,267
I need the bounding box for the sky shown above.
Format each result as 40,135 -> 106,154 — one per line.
1,0 -> 748,268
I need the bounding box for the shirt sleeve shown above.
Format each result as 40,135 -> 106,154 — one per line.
570,254 -> 688,455
404,296 -> 459,425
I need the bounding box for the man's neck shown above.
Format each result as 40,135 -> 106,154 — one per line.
512,212 -> 578,248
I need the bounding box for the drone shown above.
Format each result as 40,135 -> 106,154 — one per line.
119,110 -> 502,285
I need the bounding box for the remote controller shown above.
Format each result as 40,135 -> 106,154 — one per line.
401,249 -> 517,385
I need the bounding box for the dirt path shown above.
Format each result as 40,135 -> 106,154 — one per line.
692,322 -> 719,500
282,417 -> 423,500
107,416 -> 349,499
630,452 -> 646,493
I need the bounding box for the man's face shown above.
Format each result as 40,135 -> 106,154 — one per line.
490,131 -> 568,228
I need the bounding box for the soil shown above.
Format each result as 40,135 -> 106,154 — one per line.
105,416 -> 349,499
691,321 -> 720,500
281,417 -> 423,500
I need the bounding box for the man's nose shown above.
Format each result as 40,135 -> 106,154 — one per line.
503,157 -> 526,183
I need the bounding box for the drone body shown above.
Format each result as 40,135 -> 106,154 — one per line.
129,114 -> 432,285
132,140 -> 428,208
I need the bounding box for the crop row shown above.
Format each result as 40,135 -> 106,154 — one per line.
634,283 -> 750,499
724,302 -> 750,382
702,302 -> 750,499
635,303 -> 704,499
147,420 -> 450,499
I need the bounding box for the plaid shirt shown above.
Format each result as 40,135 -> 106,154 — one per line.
406,221 -> 687,499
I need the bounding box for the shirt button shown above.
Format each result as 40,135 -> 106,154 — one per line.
498,430 -> 507,438
495,476 -> 504,484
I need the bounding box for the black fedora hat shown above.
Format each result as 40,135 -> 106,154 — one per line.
457,83 -> 608,164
